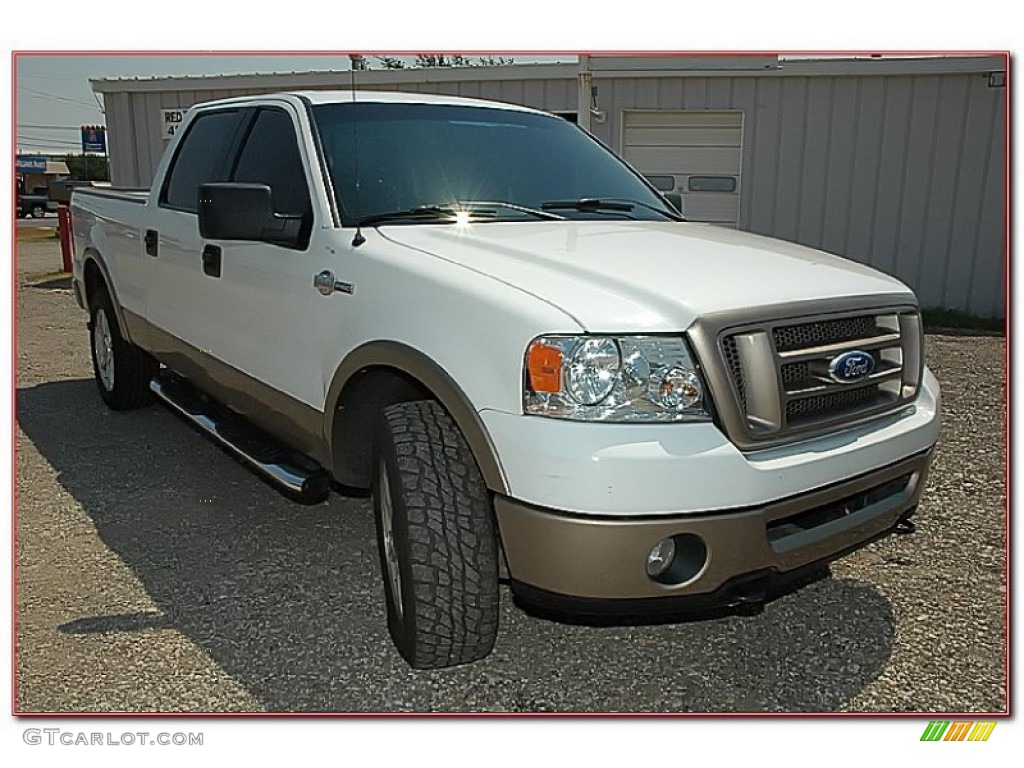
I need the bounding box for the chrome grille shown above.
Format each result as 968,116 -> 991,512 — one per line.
785,386 -> 880,422
773,316 -> 877,351
721,336 -> 746,411
780,361 -> 809,385
693,303 -> 924,450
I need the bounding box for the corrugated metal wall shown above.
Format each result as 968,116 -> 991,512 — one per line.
588,72 -> 1005,318
101,66 -> 1005,317
104,77 -> 576,192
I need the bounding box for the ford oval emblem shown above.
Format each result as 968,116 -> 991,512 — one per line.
828,351 -> 876,383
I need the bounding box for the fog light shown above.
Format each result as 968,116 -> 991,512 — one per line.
646,538 -> 676,577
646,534 -> 709,585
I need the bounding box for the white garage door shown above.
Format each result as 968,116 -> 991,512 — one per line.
623,110 -> 743,226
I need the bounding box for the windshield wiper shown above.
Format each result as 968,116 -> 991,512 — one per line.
355,205 -> 480,228
542,197 -> 634,213
599,197 -> 685,221
457,200 -> 566,221
356,200 -> 564,229
541,197 -> 682,221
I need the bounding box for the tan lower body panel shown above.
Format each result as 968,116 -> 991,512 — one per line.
494,449 -> 932,601
123,309 -> 329,465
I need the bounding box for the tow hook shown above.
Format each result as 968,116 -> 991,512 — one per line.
729,574 -> 771,615
895,519 -> 916,535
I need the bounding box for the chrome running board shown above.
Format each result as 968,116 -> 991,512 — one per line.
150,373 -> 330,504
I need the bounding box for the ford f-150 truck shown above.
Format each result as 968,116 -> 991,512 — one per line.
71,91 -> 940,669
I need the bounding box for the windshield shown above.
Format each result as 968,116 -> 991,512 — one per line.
311,102 -> 678,225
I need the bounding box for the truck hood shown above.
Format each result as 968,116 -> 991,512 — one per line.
379,221 -> 914,332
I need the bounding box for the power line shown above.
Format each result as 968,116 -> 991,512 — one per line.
21,85 -> 97,104
19,140 -> 83,147
17,123 -> 86,130
20,87 -> 102,109
19,72 -> 91,83
18,135 -> 85,147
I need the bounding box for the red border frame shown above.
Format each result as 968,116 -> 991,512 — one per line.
10,49 -> 1012,718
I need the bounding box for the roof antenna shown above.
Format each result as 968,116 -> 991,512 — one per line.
349,58 -> 366,247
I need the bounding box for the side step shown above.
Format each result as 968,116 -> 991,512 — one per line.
150,374 -> 331,504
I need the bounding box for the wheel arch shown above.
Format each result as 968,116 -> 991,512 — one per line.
81,248 -> 134,344
325,341 -> 508,494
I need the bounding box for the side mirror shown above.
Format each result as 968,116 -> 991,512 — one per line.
664,191 -> 684,215
198,182 -> 304,247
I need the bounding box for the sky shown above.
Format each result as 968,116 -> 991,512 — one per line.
15,54 -> 575,154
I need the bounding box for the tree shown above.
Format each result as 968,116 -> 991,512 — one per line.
62,153 -> 109,182
475,56 -> 514,66
415,55 -> 513,68
415,54 -> 472,68
372,55 -> 514,70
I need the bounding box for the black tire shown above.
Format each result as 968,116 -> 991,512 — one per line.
89,286 -> 158,410
31,204 -> 45,218
373,400 -> 500,669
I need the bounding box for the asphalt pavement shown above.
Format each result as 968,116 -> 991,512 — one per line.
14,240 -> 1006,713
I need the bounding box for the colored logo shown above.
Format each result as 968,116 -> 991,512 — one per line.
828,350 -> 875,383
920,721 -> 997,742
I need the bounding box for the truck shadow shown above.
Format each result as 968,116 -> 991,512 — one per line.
18,379 -> 896,713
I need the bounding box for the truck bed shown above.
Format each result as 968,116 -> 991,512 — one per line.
71,187 -> 150,205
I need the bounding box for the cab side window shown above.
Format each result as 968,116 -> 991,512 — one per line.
232,108 -> 312,219
161,110 -> 242,213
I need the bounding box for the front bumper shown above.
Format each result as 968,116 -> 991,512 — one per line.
480,368 -> 940,516
495,447 -> 933,607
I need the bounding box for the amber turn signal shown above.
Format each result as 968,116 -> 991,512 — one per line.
527,342 -> 563,393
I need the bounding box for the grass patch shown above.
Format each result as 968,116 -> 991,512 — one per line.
17,226 -> 59,243
921,307 -> 1004,334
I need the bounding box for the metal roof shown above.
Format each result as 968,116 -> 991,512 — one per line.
90,62 -> 579,93
89,56 -> 1006,94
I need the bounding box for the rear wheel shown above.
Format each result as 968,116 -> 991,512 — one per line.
373,400 -> 500,669
31,204 -> 45,218
89,286 -> 158,410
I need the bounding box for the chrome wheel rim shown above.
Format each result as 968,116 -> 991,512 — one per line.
93,308 -> 115,391
379,458 -> 403,621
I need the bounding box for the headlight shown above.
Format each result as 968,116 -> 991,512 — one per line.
523,335 -> 710,422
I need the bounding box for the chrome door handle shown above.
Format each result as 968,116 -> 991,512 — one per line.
313,270 -> 355,296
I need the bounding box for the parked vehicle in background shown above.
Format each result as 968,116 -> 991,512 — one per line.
70,91 -> 941,669
47,179 -> 107,205
17,187 -> 54,218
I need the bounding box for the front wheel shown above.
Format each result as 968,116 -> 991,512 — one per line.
373,400 -> 500,669
31,204 -> 45,218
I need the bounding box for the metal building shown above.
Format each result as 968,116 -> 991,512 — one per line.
92,55 -> 1007,317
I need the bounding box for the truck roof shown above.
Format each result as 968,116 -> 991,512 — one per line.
195,89 -> 545,115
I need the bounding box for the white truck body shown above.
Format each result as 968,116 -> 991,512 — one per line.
71,91 -> 940,668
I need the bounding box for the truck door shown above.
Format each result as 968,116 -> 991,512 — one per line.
145,107 -> 247,361
147,103 -> 327,414
197,105 -> 325,411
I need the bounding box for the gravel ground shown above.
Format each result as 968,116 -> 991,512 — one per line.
14,241 -> 1006,713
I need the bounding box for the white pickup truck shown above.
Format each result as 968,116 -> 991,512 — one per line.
71,91 -> 940,669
